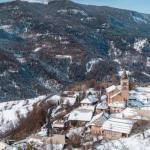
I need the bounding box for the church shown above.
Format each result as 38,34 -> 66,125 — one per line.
106,71 -> 129,113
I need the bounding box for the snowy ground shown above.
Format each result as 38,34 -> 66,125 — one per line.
0,95 -> 46,134
96,129 -> 150,150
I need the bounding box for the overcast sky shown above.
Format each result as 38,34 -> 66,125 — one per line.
73,0 -> 150,14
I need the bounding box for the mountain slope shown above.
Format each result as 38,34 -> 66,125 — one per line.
0,0 -> 150,101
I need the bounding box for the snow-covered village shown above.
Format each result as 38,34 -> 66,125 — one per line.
0,70 -> 150,150
0,0 -> 150,150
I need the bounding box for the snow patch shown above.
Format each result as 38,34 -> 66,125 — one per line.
86,58 -> 103,73
118,70 -> 131,76
0,25 -> 13,33
57,9 -> 88,16
146,57 -> 150,67
33,47 -> 41,52
21,0 -> 49,4
132,15 -> 147,24
0,95 -> 46,133
109,41 -> 122,57
134,38 -> 148,53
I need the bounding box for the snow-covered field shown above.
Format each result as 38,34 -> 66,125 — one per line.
0,95 -> 46,134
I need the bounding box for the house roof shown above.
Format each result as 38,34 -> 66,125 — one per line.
96,101 -> 108,110
68,106 -> 94,122
129,87 -> 150,106
43,134 -> 65,145
80,95 -> 98,104
110,91 -> 121,99
52,120 -> 65,128
80,105 -> 95,111
48,95 -> 61,102
89,112 -> 109,127
102,117 -> 134,134
63,97 -> 76,106
122,107 -> 150,120
101,95 -> 107,101
86,88 -> 100,95
108,101 -> 126,108
106,85 -> 116,93
28,134 -> 65,145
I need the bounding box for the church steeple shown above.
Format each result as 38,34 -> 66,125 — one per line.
121,70 -> 129,101
121,70 -> 128,80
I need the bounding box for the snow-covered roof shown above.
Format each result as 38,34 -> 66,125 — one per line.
28,134 -> 65,145
86,88 -> 100,95
63,97 -> 76,106
136,87 -> 150,93
62,91 -> 80,98
121,107 -> 150,120
89,112 -> 109,127
80,105 -> 95,111
109,101 -> 126,108
101,95 -> 107,101
68,106 -> 94,122
66,127 -> 85,138
96,101 -> 108,110
110,91 -> 121,99
52,120 -> 65,128
46,144 -> 64,150
117,85 -> 122,91
81,95 -> 98,104
102,117 -> 134,134
106,85 -> 116,93
96,128 -> 150,150
129,87 -> 150,107
47,95 -> 61,103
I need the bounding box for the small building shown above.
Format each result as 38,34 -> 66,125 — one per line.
109,101 -> 126,113
68,106 -> 95,127
47,95 -> 61,105
86,88 -> 101,97
121,107 -> 150,121
80,95 -> 99,106
52,120 -> 67,133
106,70 -> 129,113
89,112 -> 109,136
102,117 -> 135,140
96,101 -> 109,113
62,97 -> 76,108
28,134 -> 65,150
129,87 -> 150,107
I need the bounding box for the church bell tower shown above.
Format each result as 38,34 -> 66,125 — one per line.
121,70 -> 129,102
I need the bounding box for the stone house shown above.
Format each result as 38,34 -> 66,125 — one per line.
52,120 -> 67,134
101,117 -> 135,140
67,106 -> 95,127
89,112 -> 109,136
80,95 -> 99,106
96,101 -> 109,114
